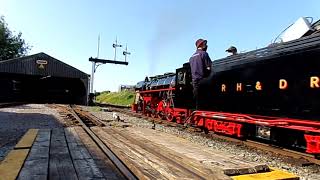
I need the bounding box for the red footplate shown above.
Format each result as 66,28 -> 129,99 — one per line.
198,119 -> 242,137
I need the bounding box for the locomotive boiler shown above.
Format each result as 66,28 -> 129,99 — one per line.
133,18 -> 320,156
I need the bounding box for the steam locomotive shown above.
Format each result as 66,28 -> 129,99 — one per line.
132,18 -> 320,156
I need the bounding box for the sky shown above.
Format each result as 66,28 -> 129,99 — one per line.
1,0 -> 320,92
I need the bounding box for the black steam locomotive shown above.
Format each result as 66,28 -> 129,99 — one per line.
133,19 -> 320,156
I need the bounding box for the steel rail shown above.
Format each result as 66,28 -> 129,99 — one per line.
69,105 -> 137,180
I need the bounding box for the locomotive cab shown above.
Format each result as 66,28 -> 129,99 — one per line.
174,63 -> 194,109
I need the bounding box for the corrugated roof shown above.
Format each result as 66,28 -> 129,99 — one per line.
0,52 -> 89,79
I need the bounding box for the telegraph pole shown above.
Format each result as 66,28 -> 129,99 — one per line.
90,35 -> 101,94
89,37 -> 130,93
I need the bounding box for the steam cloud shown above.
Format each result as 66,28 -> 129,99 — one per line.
148,10 -> 187,76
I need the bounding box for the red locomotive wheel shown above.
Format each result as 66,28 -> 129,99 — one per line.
166,108 -> 175,122
151,112 -> 158,118
159,111 -> 166,120
156,101 -> 166,120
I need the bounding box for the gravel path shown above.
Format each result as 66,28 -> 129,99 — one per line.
0,104 -> 65,161
85,107 -> 320,180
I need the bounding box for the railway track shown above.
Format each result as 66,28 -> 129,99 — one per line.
0,103 -> 303,179
47,104 -> 308,179
99,104 -> 320,166
51,104 -> 136,179
53,105 -> 222,179
66,105 -> 232,179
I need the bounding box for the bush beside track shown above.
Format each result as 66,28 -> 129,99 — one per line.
95,90 -> 134,107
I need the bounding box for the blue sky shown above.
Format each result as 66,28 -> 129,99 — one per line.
1,0 -> 320,92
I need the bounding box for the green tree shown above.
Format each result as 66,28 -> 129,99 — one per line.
0,16 -> 30,61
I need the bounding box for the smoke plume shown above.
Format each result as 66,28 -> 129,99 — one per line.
148,9 -> 187,75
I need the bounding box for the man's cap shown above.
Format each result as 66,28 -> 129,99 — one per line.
226,46 -> 237,52
196,39 -> 207,48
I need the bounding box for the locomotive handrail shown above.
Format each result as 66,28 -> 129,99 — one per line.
139,88 -> 175,94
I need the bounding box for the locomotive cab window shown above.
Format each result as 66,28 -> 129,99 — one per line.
177,71 -> 186,85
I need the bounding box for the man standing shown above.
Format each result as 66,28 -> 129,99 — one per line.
226,46 -> 238,55
189,39 -> 212,110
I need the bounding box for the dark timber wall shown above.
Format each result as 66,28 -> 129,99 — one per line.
0,53 -> 89,105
